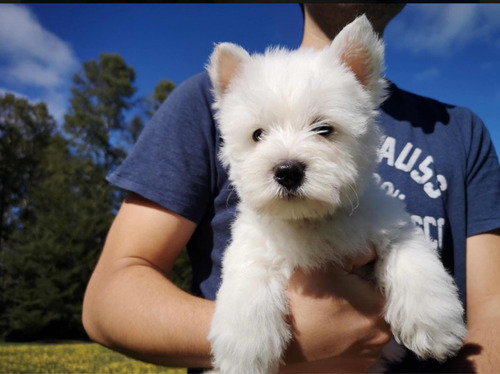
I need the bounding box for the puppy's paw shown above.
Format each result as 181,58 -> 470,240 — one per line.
380,228 -> 467,362
390,297 -> 466,361
404,321 -> 466,362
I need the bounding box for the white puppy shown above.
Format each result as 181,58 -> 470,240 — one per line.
206,15 -> 466,374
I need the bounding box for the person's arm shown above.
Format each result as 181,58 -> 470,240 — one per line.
449,229 -> 500,372
82,193 -> 213,368
83,193 -> 390,371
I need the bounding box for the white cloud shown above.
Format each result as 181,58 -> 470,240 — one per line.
0,4 -> 78,122
0,4 -> 78,77
6,61 -> 64,87
389,4 -> 500,56
0,87 -> 29,100
43,90 -> 68,123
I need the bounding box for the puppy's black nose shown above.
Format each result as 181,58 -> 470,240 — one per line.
273,160 -> 306,191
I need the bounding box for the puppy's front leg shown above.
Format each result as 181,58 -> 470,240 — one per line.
208,248 -> 293,374
375,223 -> 467,362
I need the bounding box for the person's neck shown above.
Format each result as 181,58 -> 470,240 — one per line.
300,16 -> 332,50
300,13 -> 386,50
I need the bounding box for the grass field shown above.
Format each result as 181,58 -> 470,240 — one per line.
0,342 -> 187,373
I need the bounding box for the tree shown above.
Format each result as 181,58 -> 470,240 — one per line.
64,53 -> 136,172
0,94 -> 57,339
3,135 -> 112,340
1,53 -> 138,340
0,56 -> 189,340
0,94 -> 55,250
0,94 -> 55,314
64,53 -> 139,215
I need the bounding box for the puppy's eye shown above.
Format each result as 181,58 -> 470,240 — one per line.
312,124 -> 334,137
252,128 -> 264,142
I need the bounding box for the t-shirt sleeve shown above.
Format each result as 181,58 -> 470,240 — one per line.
107,73 -> 215,224
464,112 -> 500,236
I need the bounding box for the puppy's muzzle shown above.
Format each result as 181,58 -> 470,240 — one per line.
273,160 -> 306,191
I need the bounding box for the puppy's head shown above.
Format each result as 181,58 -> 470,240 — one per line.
208,15 -> 387,220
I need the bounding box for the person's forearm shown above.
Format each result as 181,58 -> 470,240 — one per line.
448,319 -> 500,373
83,258 -> 214,369
448,296 -> 500,373
457,232 -> 500,373
462,317 -> 500,373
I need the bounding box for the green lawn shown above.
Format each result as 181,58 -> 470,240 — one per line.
0,342 -> 186,373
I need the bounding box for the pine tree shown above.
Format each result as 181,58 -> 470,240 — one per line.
1,54 -> 138,340
0,94 -> 55,252
3,135 -> 112,340
0,56 -> 192,340
0,94 -> 55,337
64,53 -> 136,172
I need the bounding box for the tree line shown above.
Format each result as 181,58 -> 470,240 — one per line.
0,53 -> 191,341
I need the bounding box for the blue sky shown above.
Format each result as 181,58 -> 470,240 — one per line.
0,3 -> 499,154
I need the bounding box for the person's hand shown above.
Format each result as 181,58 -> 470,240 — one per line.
280,247 -> 391,373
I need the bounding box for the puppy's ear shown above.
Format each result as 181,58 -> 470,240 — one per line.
207,42 -> 250,99
329,15 -> 387,106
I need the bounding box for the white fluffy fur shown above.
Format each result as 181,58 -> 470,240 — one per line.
206,15 -> 466,374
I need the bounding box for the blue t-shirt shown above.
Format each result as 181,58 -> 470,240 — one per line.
108,71 -> 500,370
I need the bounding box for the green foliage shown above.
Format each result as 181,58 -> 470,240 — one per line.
3,135 -> 112,340
0,95 -> 56,337
64,53 -> 139,214
1,54 -> 135,341
169,249 -> 192,293
0,94 -> 55,249
64,53 -> 136,170
0,55 -> 192,342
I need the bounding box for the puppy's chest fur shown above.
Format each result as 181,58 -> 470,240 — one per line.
229,194 -> 381,272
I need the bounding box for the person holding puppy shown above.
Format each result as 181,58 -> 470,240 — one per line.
82,4 -> 500,373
